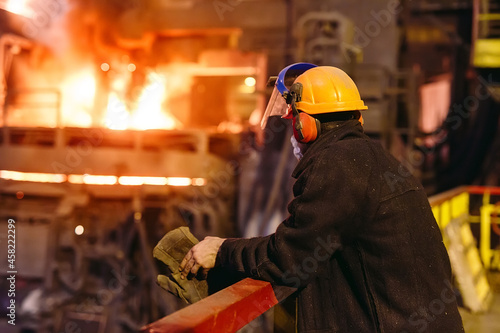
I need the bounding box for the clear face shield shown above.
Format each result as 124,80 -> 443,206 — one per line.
260,63 -> 318,129
260,86 -> 288,129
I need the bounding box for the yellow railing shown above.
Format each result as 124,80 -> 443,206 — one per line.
429,186 -> 500,313
469,186 -> 500,270
429,186 -> 500,270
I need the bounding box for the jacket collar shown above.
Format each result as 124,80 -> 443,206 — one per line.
292,120 -> 364,178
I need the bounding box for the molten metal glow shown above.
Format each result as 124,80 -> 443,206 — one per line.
192,178 -> 207,186
67,174 -> 84,184
1,171 -> 205,187
2,0 -> 34,17
118,176 -> 168,186
67,174 -> 117,185
118,176 -> 144,186
81,175 -> 117,185
0,170 -> 66,183
166,177 -> 192,187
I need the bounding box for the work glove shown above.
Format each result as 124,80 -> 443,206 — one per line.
153,226 -> 208,304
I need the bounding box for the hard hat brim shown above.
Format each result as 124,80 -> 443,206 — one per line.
296,100 -> 368,114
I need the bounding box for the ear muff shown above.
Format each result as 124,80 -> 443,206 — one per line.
293,112 -> 321,143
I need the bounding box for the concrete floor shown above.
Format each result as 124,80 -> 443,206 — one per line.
460,293 -> 500,333
460,272 -> 500,333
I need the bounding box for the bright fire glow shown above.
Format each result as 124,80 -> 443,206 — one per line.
130,72 -> 178,130
61,69 -> 96,127
104,71 -> 180,131
105,93 -> 130,130
1,171 -> 205,187
3,0 -> 34,17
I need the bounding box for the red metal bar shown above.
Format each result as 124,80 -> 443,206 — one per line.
141,278 -> 285,333
468,186 -> 500,196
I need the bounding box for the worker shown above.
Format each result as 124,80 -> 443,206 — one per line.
179,63 -> 464,332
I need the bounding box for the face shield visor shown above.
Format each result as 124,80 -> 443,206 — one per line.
261,63 -> 317,129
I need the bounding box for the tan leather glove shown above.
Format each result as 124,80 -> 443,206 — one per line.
153,227 -> 208,304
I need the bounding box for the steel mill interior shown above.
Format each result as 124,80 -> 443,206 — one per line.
0,0 -> 500,332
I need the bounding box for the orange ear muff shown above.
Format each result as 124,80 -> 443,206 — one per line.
293,113 -> 321,143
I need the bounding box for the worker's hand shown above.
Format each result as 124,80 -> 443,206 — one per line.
179,237 -> 225,280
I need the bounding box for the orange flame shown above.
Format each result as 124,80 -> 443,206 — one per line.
130,72 -> 179,130
105,92 -> 130,130
61,69 -> 96,127
104,71 -> 181,131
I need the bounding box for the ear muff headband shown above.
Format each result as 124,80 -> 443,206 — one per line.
288,82 -> 321,143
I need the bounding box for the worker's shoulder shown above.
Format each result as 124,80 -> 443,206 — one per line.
323,135 -> 421,182
317,133 -> 380,164
303,137 -> 377,180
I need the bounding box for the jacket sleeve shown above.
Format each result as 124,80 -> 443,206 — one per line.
216,146 -> 372,288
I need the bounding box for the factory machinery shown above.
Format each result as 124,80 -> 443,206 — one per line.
0,37 -> 267,333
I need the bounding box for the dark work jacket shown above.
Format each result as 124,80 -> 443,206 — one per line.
216,120 -> 464,333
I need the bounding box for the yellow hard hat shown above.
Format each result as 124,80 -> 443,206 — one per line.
294,66 -> 368,114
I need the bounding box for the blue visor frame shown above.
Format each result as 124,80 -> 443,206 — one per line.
261,62 -> 317,129
275,62 -> 318,95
